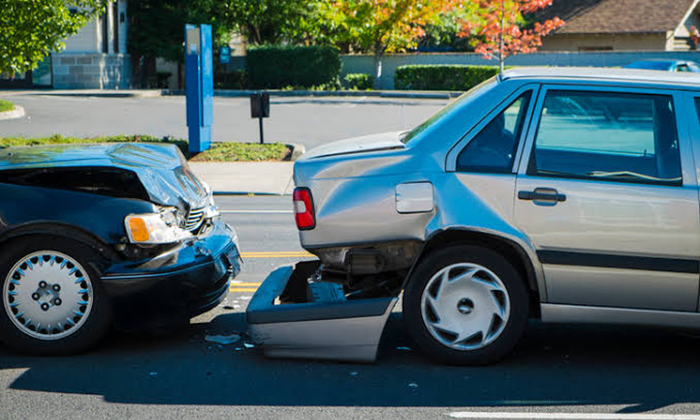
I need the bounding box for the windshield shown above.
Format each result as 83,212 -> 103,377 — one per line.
402,76 -> 498,144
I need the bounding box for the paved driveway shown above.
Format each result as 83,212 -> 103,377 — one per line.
0,94 -> 447,151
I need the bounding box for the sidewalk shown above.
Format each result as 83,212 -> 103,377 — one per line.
189,161 -> 294,195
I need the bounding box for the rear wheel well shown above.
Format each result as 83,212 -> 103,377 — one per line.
413,230 -> 541,318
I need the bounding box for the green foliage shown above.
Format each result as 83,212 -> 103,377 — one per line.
0,100 -> 15,113
214,69 -> 248,90
246,45 -> 341,89
418,9 -> 474,52
0,134 -> 289,162
127,0 -> 230,64
344,73 -> 373,90
395,65 -> 500,91
0,0 -> 106,75
220,0 -> 321,46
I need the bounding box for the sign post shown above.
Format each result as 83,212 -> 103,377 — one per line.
250,92 -> 270,144
184,24 -> 213,153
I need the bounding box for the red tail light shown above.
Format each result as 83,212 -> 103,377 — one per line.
293,187 -> 315,230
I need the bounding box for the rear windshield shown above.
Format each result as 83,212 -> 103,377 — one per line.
402,76 -> 498,144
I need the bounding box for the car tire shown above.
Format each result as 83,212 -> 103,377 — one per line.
0,236 -> 112,355
403,245 -> 529,365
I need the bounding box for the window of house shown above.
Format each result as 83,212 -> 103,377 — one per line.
456,92 -> 532,173
529,90 -> 681,185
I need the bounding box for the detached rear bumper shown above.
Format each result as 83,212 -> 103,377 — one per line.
246,261 -> 397,363
101,220 -> 241,329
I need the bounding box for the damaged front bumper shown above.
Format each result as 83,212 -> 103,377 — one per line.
101,220 -> 241,329
246,261 -> 398,363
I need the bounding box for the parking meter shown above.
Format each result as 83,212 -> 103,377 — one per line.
185,24 -> 213,153
250,92 -> 270,144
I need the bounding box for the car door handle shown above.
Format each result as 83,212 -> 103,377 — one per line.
518,188 -> 566,203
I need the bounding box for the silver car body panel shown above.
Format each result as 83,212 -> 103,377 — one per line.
541,303 -> 700,329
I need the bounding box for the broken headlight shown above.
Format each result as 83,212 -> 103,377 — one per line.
124,208 -> 191,244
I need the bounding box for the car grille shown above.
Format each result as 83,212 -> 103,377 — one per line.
185,206 -> 205,232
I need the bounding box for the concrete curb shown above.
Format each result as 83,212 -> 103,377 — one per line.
165,89 -> 462,100
20,89 -> 460,100
0,105 -> 25,121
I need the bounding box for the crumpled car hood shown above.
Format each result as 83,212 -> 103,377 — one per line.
302,131 -> 405,160
0,143 -> 208,209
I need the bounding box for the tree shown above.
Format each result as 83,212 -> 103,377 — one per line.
219,0 -> 319,46
127,0 -> 232,87
458,0 -> 564,73
319,0 -> 459,88
0,0 -> 106,75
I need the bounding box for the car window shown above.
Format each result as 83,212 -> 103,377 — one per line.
677,64 -> 690,72
528,90 -> 681,185
402,76 -> 498,144
456,91 -> 532,173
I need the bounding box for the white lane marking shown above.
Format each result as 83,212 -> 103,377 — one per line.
447,412 -> 700,420
220,210 -> 293,214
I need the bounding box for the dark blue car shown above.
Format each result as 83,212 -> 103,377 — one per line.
0,143 -> 241,355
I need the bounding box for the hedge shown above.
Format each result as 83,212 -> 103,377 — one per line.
394,65 -> 500,91
247,46 -> 341,89
344,73 -> 373,90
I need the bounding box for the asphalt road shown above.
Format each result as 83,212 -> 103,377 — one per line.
0,94 -> 447,150
3,197 -> 700,420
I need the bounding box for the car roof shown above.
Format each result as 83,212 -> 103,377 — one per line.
501,66 -> 700,88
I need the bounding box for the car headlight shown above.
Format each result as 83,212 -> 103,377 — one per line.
125,209 -> 191,244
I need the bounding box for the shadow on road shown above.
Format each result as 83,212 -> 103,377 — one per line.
2,312 -> 699,410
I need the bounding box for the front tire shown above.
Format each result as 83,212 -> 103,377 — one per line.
0,236 -> 112,355
403,245 -> 529,365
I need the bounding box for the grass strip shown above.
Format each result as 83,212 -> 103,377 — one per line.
0,134 -> 290,162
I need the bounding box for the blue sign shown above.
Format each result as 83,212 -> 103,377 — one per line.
219,46 -> 231,64
184,24 -> 213,153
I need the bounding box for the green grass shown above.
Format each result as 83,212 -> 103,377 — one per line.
0,134 -> 290,162
0,100 -> 14,113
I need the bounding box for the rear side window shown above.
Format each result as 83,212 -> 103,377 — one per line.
457,91 -> 532,173
529,90 -> 681,185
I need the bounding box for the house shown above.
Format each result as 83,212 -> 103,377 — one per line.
51,0 -> 130,89
538,0 -> 700,51
0,0 -> 129,89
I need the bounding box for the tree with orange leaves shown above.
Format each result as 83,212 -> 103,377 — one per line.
459,0 -> 564,73
320,0 -> 459,88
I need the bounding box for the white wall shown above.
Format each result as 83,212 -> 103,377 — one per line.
63,19 -> 100,53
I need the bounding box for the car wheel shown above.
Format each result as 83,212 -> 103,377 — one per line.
403,245 -> 529,365
0,236 -> 111,355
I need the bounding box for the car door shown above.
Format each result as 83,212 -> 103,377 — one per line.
514,85 -> 700,311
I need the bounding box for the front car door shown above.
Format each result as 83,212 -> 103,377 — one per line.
514,84 -> 700,311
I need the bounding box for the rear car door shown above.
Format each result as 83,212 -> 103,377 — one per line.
514,85 -> 700,311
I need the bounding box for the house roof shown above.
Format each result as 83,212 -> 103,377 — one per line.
536,0 -> 698,34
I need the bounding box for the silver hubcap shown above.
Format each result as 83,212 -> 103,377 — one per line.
3,251 -> 93,341
420,263 -> 510,351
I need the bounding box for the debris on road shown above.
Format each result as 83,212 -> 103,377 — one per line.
149,372 -> 158,378
408,383 -> 418,388
396,346 -> 412,351
244,342 -> 255,349
205,333 -> 241,345
350,372 -> 358,377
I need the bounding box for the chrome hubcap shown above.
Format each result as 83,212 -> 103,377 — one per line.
420,263 -> 510,351
3,251 -> 93,341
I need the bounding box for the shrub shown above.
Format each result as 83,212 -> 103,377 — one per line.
215,69 -> 248,90
246,45 -> 341,89
394,65 -> 500,91
344,73 -> 373,90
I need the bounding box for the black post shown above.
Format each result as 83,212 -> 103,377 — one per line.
258,103 -> 264,144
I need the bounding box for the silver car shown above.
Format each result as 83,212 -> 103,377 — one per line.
248,67 -> 700,365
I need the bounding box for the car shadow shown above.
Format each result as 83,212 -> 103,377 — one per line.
2,312 -> 700,410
